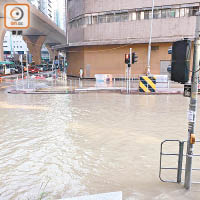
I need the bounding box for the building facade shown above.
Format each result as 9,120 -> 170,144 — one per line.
63,0 -> 199,78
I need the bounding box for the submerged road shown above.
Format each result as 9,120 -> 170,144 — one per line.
0,79 -> 199,200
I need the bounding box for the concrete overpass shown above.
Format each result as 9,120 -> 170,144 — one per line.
0,0 -> 66,64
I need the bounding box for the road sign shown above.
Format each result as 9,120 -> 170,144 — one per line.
184,84 -> 191,97
168,47 -> 172,54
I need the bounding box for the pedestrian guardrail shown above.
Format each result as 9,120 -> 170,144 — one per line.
159,140 -> 200,184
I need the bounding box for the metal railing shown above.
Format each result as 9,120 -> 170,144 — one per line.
159,140 -> 200,184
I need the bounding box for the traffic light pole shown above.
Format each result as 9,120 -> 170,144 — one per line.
26,51 -> 29,89
184,13 -> 200,190
126,48 -> 132,94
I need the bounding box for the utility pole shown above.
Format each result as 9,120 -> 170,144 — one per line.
147,0 -> 155,76
184,13 -> 200,190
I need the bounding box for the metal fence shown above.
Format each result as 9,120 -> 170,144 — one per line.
159,140 -> 200,184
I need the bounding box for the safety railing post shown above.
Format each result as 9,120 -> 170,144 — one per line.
177,141 -> 184,183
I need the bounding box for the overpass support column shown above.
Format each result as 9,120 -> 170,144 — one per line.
23,35 -> 46,65
0,18 -> 6,61
46,44 -> 58,61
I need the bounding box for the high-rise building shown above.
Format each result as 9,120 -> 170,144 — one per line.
60,0 -> 200,78
53,0 -> 66,31
3,32 -> 29,60
27,0 -> 53,19
39,0 -> 53,19
54,9 -> 60,28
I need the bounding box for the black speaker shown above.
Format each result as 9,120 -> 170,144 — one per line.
171,39 -> 191,84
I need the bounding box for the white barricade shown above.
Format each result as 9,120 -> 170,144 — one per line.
95,74 -> 112,82
154,75 -> 169,88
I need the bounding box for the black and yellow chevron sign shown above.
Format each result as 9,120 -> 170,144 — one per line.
139,76 -> 156,93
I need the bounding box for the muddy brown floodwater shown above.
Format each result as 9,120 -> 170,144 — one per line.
0,84 -> 200,200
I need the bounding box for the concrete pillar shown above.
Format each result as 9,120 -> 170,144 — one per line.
45,44 -> 58,61
23,35 -> 46,65
0,18 -> 6,61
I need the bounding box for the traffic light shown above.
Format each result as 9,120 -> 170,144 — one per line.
171,39 -> 191,84
132,52 -> 138,64
125,53 -> 130,64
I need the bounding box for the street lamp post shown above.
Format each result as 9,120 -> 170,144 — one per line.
147,0 -> 155,76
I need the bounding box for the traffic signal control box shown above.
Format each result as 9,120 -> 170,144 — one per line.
171,39 -> 191,84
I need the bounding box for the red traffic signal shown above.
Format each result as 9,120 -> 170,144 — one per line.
125,53 -> 130,64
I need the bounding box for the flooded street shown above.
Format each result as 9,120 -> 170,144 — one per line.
0,82 -> 200,200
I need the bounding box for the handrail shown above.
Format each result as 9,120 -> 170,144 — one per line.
159,139 -> 200,184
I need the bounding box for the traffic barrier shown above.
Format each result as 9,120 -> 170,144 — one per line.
154,75 -> 169,89
139,76 -> 156,93
95,74 -> 112,82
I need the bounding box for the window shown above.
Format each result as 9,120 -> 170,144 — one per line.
144,10 -> 150,19
106,13 -> 115,23
98,15 -> 106,23
175,9 -> 180,18
153,9 -> 161,19
161,9 -> 167,18
115,13 -> 121,22
85,16 -> 92,25
92,15 -> 98,24
136,11 -> 141,20
140,11 -> 144,20
169,9 -> 176,18
189,6 -> 199,16
120,12 -> 129,22
130,12 -> 136,20
166,9 -> 171,18
185,8 -> 190,17
180,8 -> 185,17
